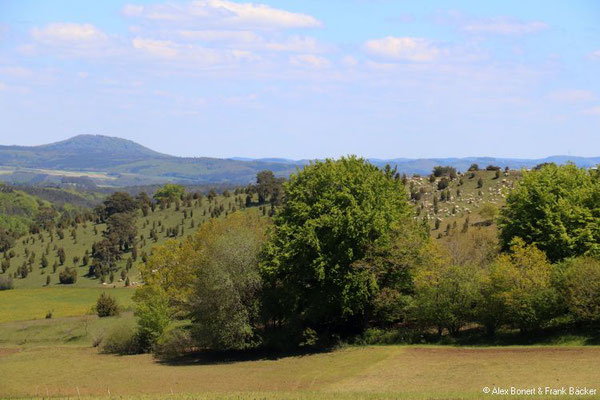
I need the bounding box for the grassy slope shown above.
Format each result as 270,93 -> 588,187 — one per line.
408,169 -> 520,233
0,186 -> 48,235
4,193 -> 252,290
0,287 -> 134,323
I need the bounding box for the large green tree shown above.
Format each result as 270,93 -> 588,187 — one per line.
498,164 -> 600,262
136,213 -> 269,352
478,239 -> 559,334
260,156 -> 412,338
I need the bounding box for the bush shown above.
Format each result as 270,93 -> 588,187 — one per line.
562,257 -> 600,323
95,292 -> 120,317
58,266 -> 77,284
100,323 -> 142,355
0,276 -> 14,290
478,239 -> 560,334
153,327 -> 194,360
437,178 -> 449,190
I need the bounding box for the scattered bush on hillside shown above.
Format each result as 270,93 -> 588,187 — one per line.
58,266 -> 77,284
0,228 -> 15,252
0,276 -> 13,290
433,166 -> 457,179
95,292 -> 119,317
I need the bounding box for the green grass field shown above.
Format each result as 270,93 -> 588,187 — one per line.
1,337 -> 599,399
0,287 -> 135,323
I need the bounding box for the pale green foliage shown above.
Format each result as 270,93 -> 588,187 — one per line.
411,242 -> 480,335
133,286 -> 171,350
186,214 -> 267,350
478,239 -> 559,333
153,184 -> 185,202
136,212 -> 269,352
478,202 -> 498,220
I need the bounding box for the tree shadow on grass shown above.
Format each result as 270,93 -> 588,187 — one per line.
157,345 -> 336,366
439,323 -> 600,347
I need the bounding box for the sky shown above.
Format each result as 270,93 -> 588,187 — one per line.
0,0 -> 599,159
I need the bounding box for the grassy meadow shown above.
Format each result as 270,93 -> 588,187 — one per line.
1,325 -> 599,399
0,287 -> 134,323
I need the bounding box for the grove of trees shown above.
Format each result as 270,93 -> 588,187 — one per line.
123,161 -> 600,357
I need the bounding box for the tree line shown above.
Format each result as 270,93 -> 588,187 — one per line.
99,158 -> 600,357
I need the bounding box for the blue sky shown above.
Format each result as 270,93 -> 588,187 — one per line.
0,0 -> 599,159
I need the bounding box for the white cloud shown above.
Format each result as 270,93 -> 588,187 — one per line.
582,106 -> 600,116
364,37 -> 440,62
31,23 -> 108,45
290,54 -> 330,69
177,30 -> 323,52
132,36 -> 257,66
548,90 -> 594,103
123,0 -> 322,29
591,50 -> 600,60
132,37 -> 179,58
341,55 -> 358,67
179,29 -> 259,43
0,66 -> 32,78
461,18 -> 548,35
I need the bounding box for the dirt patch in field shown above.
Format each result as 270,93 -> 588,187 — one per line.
0,348 -> 20,358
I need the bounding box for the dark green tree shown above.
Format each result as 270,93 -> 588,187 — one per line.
260,157 -> 412,339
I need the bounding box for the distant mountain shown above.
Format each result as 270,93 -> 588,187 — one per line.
0,135 -> 299,186
0,135 -> 170,170
0,135 -> 598,187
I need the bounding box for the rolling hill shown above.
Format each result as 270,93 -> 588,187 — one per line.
0,135 -> 598,186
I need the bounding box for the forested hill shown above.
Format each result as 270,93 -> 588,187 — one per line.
0,134 -> 169,169
0,135 -> 598,186
0,135 -> 298,186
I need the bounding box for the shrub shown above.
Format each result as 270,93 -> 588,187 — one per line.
95,292 -> 120,317
58,266 -> 77,284
134,287 -> 171,350
478,239 -> 560,334
0,276 -> 14,290
153,327 -> 194,360
100,323 -> 142,355
562,257 -> 600,323
437,178 -> 449,190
